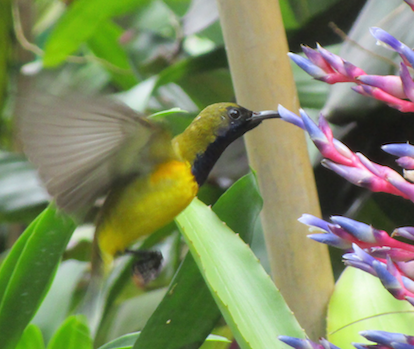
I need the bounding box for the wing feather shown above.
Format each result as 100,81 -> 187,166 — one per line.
17,95 -> 173,216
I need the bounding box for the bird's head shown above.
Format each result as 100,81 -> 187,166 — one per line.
173,102 -> 280,185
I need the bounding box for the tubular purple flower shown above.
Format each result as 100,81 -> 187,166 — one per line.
321,160 -> 374,189
317,44 -> 346,75
382,143 -> 414,158
352,244 -> 374,261
343,253 -> 377,275
288,52 -> 327,80
373,260 -> 405,299
397,157 -> 414,170
277,105 -> 305,129
392,342 -> 414,349
320,338 -> 341,349
400,63 -> 414,102
278,336 -> 317,349
332,139 -> 354,160
351,344 -> 366,349
359,331 -> 409,346
370,247 -> 414,262
331,216 -> 376,243
386,176 -> 414,201
357,75 -> 406,99
308,232 -> 352,249
356,153 -> 383,177
298,214 -> 329,231
279,336 -> 341,349
370,27 -> 414,67
355,84 -> 414,112
299,109 -> 328,146
343,61 -> 366,79
352,85 -> 371,97
402,276 -> 414,294
406,296 -> 414,306
301,45 -> 332,72
393,227 -> 414,240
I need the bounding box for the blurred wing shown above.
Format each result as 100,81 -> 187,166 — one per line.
17,95 -> 173,216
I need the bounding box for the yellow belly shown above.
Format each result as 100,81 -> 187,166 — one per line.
97,160 -> 198,266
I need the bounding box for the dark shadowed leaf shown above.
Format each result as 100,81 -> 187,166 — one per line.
0,206 -> 75,349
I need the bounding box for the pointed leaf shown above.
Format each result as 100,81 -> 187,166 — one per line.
175,198 -> 305,349
47,315 -> 92,349
0,206 -> 75,349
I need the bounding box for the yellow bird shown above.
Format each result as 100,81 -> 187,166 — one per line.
18,96 -> 279,277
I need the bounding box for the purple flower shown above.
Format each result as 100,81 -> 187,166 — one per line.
278,107 -> 414,200
288,45 -> 365,84
290,32 -> 414,113
278,331 -> 414,349
370,28 -> 414,68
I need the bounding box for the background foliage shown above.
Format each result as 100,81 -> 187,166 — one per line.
2,0 -> 414,348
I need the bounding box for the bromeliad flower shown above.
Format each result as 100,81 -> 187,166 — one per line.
277,106 -> 414,201
279,331 -> 414,349
288,44 -> 366,84
278,105 -> 414,305
290,30 -> 414,113
298,214 -> 414,304
279,336 -> 341,349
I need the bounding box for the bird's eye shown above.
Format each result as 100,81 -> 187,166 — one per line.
228,108 -> 241,120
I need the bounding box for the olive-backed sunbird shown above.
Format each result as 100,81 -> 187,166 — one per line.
18,96 -> 279,273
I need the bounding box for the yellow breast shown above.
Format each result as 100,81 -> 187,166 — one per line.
97,160 -> 198,266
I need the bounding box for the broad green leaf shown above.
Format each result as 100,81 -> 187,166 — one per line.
15,324 -> 45,349
32,260 -> 88,342
175,198 -> 305,349
156,47 -> 227,87
0,206 -> 76,349
43,0 -> 150,67
87,20 -> 138,90
47,315 -> 92,349
133,173 -> 264,349
328,267 -> 414,349
100,332 -> 229,349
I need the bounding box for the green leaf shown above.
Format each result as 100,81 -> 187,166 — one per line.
156,47 -> 227,87
43,0 -> 150,67
175,198 -> 305,349
100,332 -> 229,349
0,205 -> 76,349
32,260 -> 88,342
213,171 -> 263,245
87,20 -> 138,90
15,324 -> 45,349
133,173 -> 264,349
47,315 -> 92,349
327,267 -> 414,349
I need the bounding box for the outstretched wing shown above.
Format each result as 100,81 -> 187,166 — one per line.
17,95 -> 174,216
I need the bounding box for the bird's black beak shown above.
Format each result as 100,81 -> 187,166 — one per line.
249,110 -> 280,121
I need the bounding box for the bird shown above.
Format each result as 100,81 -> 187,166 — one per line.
17,95 -> 280,279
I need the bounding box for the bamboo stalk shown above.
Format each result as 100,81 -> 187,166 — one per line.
216,0 -> 334,339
